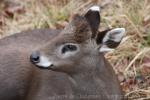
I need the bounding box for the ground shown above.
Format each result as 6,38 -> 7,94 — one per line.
0,0 -> 150,99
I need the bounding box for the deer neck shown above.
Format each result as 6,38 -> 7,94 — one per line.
67,54 -> 108,96
66,54 -> 123,99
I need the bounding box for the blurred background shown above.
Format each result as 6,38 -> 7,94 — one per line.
0,0 -> 150,99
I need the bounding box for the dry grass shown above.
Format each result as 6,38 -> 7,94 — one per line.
0,0 -> 150,99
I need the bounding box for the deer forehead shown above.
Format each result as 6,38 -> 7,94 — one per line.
46,33 -> 91,48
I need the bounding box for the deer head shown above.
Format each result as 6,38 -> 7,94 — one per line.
30,6 -> 125,75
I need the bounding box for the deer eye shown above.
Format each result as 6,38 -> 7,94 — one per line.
61,44 -> 77,54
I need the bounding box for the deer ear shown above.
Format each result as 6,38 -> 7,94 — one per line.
97,28 -> 125,52
84,6 -> 100,38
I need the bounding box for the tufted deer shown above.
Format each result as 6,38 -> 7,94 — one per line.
30,6 -> 125,100
0,6 -> 125,100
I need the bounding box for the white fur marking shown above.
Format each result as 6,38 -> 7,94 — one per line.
37,56 -> 52,67
90,6 -> 100,12
103,28 -> 125,43
99,45 -> 114,52
111,28 -> 125,42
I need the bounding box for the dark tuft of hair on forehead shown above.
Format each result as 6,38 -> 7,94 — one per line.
69,14 -> 92,43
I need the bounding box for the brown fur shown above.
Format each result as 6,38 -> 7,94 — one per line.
31,16 -> 125,100
0,13 -> 125,100
0,29 -> 73,100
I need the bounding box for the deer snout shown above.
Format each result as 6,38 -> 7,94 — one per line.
30,51 -> 40,63
30,51 -> 54,69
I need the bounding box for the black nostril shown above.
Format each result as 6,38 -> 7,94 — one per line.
30,51 -> 40,63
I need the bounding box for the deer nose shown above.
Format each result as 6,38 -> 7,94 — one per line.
30,51 -> 40,63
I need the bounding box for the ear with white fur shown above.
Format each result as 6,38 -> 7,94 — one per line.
84,6 -> 101,38
96,28 -> 125,52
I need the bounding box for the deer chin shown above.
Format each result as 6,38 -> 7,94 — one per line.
36,56 -> 54,69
